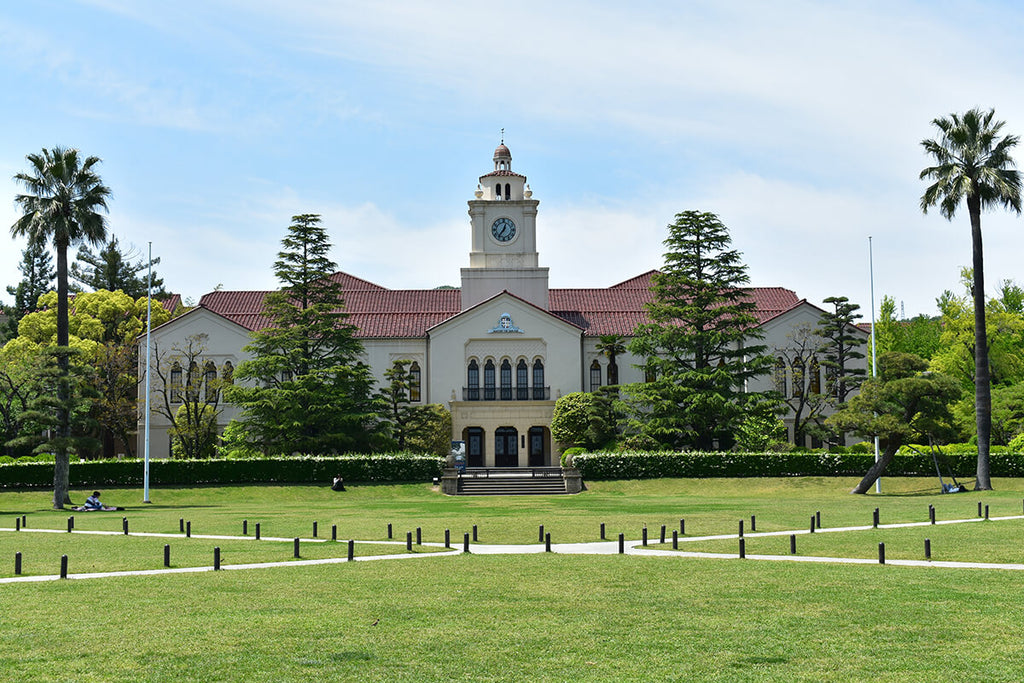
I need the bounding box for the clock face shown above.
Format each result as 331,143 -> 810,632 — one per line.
491,217 -> 517,242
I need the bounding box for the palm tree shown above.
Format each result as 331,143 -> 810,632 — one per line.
595,334 -> 626,386
11,147 -> 110,508
920,108 -> 1022,490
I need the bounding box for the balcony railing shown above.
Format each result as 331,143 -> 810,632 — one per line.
463,387 -> 550,401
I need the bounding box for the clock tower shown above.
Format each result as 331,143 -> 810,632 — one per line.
461,142 -> 550,310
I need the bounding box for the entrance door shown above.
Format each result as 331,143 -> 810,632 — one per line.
494,427 -> 518,467
467,428 -> 484,467
528,427 -> 546,466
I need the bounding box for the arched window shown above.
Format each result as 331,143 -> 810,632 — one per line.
517,359 -> 529,400
790,359 -> 804,398
644,364 -> 657,383
484,360 -> 496,400
809,358 -> 821,394
170,362 -> 182,403
504,183 -> 511,200
532,359 -> 545,400
773,357 -> 787,396
281,368 -> 293,384
186,361 -> 200,401
221,361 -> 234,385
500,359 -> 512,400
409,361 -> 421,402
590,359 -> 602,392
204,361 -> 218,402
495,183 -> 502,200
607,359 -> 618,386
467,360 -> 479,401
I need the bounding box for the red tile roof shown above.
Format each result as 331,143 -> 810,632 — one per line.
197,271 -> 802,339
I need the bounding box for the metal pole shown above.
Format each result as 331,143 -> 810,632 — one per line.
144,242 -> 153,503
869,236 -> 880,494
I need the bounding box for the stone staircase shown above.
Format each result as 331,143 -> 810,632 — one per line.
457,467 -> 569,495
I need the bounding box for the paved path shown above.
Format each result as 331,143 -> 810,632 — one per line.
2,513 -> 1023,584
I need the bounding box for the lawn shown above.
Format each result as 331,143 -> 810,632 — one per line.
3,477 -> 1024,681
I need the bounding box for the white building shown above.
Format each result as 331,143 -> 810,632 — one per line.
140,143 -> 866,462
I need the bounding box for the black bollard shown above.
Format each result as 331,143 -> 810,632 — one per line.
978,501 -> 983,517
348,539 -> 355,562
293,538 -> 300,558
416,527 -> 422,545
15,518 -> 20,531
255,522 -> 261,540
739,538 -> 745,558
929,505 -> 935,525
925,538 -> 931,560
387,522 -> 392,539
60,554 -> 68,579
539,525 -> 544,543
545,532 -> 551,553
243,519 -> 248,535
67,516 -> 74,533
985,505 -> 990,520
790,534 -> 796,555
473,524 -> 478,542
406,531 -> 412,551
214,547 -> 221,570
816,511 -> 821,528
179,518 -> 184,533
600,522 -> 606,540
463,532 -> 470,553
810,516 -> 816,533
738,520 -> 744,538
873,508 -> 879,528
123,517 -> 128,535
672,530 -> 678,550
878,542 -> 886,564
751,515 -> 756,532
14,551 -> 22,575
642,526 -> 648,546
21,515 -> 25,527
618,532 -> 625,554
445,529 -> 450,548
680,519 -> 685,535
332,524 -> 337,542
186,521 -> 191,538
313,522 -> 318,538
660,525 -> 666,544
164,544 -> 170,567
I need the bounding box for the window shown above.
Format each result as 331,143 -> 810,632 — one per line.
204,361 -> 218,402
773,357 -> 787,396
186,362 -> 200,401
467,427 -> 484,467
590,360 -> 602,392
221,361 -> 234,385
517,359 -> 529,400
281,368 -> 293,384
408,362 -> 421,402
790,359 -> 804,398
467,360 -> 479,400
644,365 -> 657,383
504,183 -> 511,200
495,183 -> 502,200
170,362 -> 182,403
532,359 -> 545,400
484,360 -> 495,400
500,359 -> 512,400
607,360 -> 618,386
809,358 -> 821,394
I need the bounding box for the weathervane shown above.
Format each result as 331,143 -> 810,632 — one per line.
500,127 -> 504,144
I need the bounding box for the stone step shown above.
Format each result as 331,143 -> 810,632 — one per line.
458,477 -> 568,495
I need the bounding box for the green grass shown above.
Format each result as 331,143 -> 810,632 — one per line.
3,477 -> 1024,681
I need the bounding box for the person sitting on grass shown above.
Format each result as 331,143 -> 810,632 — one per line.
84,491 -> 104,510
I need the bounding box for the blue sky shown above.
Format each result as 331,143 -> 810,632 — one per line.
2,1 -> 1024,318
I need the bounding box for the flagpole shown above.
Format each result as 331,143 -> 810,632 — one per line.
144,242 -> 152,503
869,236 -> 880,494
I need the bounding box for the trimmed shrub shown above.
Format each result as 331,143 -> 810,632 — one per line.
0,453 -> 445,489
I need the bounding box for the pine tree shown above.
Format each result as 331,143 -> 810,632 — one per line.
816,296 -> 867,405
626,211 -> 775,450
70,234 -> 166,298
5,240 -> 55,337
228,214 -> 379,454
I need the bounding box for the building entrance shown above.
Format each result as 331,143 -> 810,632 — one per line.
528,427 -> 546,466
494,427 -> 518,467
466,427 -> 484,467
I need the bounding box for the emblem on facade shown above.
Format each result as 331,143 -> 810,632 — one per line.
487,313 -> 523,334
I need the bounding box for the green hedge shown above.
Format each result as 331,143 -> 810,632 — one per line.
573,450 -> 1024,480
0,454 -> 445,489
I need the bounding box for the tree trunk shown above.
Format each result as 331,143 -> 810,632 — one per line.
53,244 -> 71,509
969,195 -> 993,490
850,441 -> 899,494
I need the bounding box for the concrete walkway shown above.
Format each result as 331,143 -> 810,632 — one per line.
2,513 -> 1023,584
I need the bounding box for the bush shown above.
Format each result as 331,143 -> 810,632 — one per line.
571,449 -> 1024,480
0,453 -> 445,489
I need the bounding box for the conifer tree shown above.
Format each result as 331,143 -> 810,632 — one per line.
228,214 -> 379,454
625,211 -> 775,450
70,234 -> 166,298
816,296 -> 867,406
5,239 -> 55,337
